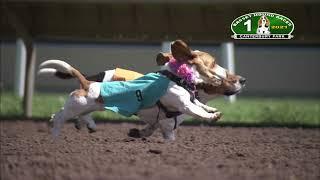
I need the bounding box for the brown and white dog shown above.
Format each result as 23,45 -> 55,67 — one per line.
256,15 -> 270,35
38,40 -> 246,140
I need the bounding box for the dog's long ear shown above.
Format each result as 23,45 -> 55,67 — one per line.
171,40 -> 194,63
258,17 -> 262,28
266,17 -> 270,27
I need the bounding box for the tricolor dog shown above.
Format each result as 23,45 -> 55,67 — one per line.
39,40 -> 246,140
256,15 -> 270,35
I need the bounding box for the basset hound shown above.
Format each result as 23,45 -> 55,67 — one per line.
38,40 -> 246,141
256,15 -> 271,35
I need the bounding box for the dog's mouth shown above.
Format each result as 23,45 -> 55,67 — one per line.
225,83 -> 246,96
224,89 -> 241,96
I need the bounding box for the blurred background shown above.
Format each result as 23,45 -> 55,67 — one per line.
1,0 -> 319,126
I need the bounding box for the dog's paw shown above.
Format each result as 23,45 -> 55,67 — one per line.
162,131 -> 176,141
47,114 -> 55,128
210,111 -> 222,122
74,120 -> 82,130
207,107 -> 218,113
86,123 -> 97,133
87,126 -> 96,133
128,128 -> 141,138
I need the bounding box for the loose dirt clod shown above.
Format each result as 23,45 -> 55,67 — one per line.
148,149 -> 162,154
123,137 -> 136,142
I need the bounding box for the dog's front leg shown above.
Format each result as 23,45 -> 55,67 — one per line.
161,85 -> 221,122
181,101 -> 222,122
193,99 -> 218,113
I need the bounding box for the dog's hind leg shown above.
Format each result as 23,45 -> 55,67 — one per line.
128,106 -> 166,138
78,113 -> 97,133
128,123 -> 160,138
158,116 -> 184,141
131,115 -> 183,140
51,107 -> 76,137
51,96 -> 81,137
51,93 -> 100,137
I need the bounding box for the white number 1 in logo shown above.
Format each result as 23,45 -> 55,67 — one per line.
244,19 -> 251,32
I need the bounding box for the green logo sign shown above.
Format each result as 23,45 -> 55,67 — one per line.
231,12 -> 294,39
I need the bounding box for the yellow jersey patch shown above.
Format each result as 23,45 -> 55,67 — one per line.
114,68 -> 143,81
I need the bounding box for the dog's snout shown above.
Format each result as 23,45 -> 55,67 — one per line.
239,77 -> 246,85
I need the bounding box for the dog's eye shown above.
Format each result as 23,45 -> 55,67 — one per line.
214,79 -> 222,86
212,75 -> 222,86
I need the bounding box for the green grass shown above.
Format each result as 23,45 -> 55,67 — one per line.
206,98 -> 320,127
0,92 -> 138,121
1,92 -> 319,127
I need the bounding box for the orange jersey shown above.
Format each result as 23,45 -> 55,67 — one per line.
114,68 -> 143,81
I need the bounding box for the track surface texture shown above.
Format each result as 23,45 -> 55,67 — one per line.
1,120 -> 319,180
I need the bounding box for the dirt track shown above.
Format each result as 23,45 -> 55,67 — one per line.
1,120 -> 319,180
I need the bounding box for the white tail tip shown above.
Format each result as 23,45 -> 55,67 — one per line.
38,68 -> 57,77
39,60 -> 72,74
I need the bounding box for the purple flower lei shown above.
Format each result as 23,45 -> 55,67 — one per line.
168,58 -> 194,85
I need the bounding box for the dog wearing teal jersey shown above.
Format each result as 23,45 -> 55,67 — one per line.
39,40 -> 246,140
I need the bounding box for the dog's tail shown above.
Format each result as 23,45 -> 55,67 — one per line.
38,60 -> 75,79
38,60 -> 90,90
38,68 -> 74,79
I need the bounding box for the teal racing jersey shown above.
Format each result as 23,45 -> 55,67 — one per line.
100,73 -> 170,117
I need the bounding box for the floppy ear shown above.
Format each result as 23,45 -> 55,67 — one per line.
171,40 -> 194,63
156,52 -> 172,66
258,18 -> 262,27
266,17 -> 270,27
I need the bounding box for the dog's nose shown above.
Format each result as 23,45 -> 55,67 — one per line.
239,77 -> 246,84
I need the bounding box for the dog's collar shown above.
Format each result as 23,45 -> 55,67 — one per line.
168,58 -> 195,85
158,70 -> 199,102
